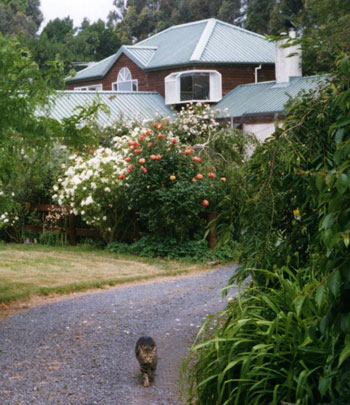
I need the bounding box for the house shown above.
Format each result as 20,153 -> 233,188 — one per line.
47,19 -> 323,139
216,31 -> 324,141
65,18 -> 276,106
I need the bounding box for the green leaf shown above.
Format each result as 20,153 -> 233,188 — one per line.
299,335 -> 313,347
321,213 -> 333,230
344,236 -> 350,248
335,127 -> 345,143
294,295 -> 305,317
261,295 -> 279,313
320,315 -> 329,335
315,285 -> 325,309
336,117 -> 350,127
318,376 -> 331,397
336,173 -> 348,195
315,174 -> 325,192
327,270 -> 341,299
338,335 -> 350,367
341,314 -> 350,333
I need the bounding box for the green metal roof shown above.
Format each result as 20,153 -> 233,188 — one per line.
66,53 -> 119,82
39,91 -> 173,126
67,18 -> 275,83
137,20 -> 208,68
215,76 -> 324,118
124,46 -> 157,67
200,20 -> 275,64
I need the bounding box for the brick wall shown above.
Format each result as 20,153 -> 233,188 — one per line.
66,53 -> 275,98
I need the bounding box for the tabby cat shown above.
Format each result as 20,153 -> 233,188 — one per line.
135,336 -> 157,387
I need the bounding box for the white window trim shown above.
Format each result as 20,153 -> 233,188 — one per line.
74,84 -> 103,91
165,70 -> 222,105
112,67 -> 138,92
112,79 -> 138,92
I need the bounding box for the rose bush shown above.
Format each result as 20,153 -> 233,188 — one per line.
55,116 -> 227,243
120,119 -> 226,241
54,138 -> 132,243
171,102 -> 223,144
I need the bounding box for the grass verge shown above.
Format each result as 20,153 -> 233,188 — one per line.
0,243 -> 207,304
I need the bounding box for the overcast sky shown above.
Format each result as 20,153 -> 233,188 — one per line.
40,0 -> 116,29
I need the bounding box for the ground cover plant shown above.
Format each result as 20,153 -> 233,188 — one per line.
183,57 -> 350,403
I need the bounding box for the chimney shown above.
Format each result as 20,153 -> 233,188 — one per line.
275,28 -> 302,83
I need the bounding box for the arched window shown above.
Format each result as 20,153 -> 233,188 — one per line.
112,67 -> 138,92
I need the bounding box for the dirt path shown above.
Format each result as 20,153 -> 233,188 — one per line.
0,265 -> 237,404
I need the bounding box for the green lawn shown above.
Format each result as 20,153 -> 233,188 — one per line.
0,244 -> 205,304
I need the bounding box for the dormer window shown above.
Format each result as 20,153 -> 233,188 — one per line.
165,70 -> 222,105
113,67 -> 138,92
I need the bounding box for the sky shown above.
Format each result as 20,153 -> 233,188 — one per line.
40,0 -> 116,29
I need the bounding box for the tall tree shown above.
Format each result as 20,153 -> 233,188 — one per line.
218,0 -> 244,25
27,17 -> 121,87
0,0 -> 42,36
108,0 -> 239,43
244,0 -> 275,34
75,18 -> 121,61
295,0 -> 350,74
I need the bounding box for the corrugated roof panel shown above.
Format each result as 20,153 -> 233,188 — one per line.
125,46 -> 157,67
40,91 -> 173,126
201,21 -> 275,64
137,20 -> 207,68
67,53 -> 119,82
216,76 -> 323,117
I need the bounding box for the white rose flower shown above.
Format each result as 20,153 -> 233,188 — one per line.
85,195 -> 94,205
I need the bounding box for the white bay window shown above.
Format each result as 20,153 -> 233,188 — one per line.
165,70 -> 222,105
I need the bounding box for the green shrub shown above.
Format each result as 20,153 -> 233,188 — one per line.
107,236 -> 212,260
107,235 -> 237,262
39,230 -> 65,246
183,57 -> 350,404
124,120 -> 226,241
183,268 -> 350,404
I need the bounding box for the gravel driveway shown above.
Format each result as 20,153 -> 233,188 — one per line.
0,265 -> 238,405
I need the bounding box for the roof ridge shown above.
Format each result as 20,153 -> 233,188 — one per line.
125,45 -> 158,50
137,18 -> 210,46
214,19 -> 268,40
61,90 -> 161,94
190,19 -> 216,61
238,80 -> 277,87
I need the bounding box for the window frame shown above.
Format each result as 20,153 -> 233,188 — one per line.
112,67 -> 138,92
74,84 -> 103,91
164,70 -> 222,105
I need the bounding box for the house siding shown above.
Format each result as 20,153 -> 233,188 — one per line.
67,53 -> 275,97
66,54 -> 149,91
146,64 -> 275,98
